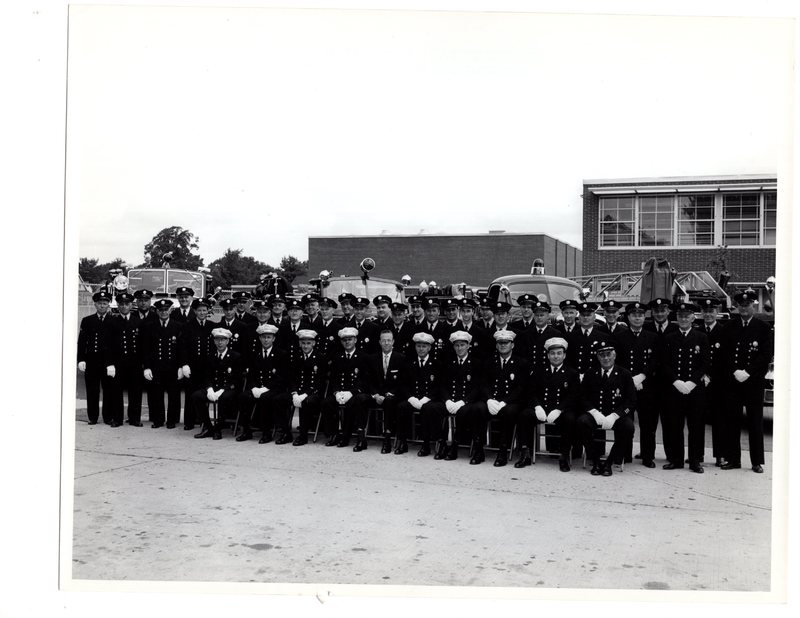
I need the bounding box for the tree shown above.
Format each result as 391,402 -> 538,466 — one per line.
207,248 -> 274,289
79,257 -> 128,283
278,255 -> 308,284
141,226 -> 204,270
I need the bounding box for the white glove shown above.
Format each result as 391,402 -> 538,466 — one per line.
454,400 -> 466,412
702,375 -> 711,387
78,361 -> 86,372
214,389 -> 225,400
633,373 -> 645,390
340,391 -> 353,404
106,365 -> 116,378
207,387 -> 217,402
298,393 -> 308,403
684,381 -> 697,394
579,373 -> 584,383
734,369 -> 750,383
419,396 -> 431,406
408,396 -> 422,410
143,369 -> 153,381
602,412 -> 619,430
177,367 -> 184,380
252,386 -> 268,398
673,380 -> 689,395
373,394 -> 385,405
589,408 -> 604,425
292,393 -> 303,408
546,409 -> 562,423
534,405 -> 547,422
182,365 -> 191,379
487,399 -> 500,416
445,400 -> 458,415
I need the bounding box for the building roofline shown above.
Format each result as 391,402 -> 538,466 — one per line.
583,173 -> 776,186
309,233 -> 573,241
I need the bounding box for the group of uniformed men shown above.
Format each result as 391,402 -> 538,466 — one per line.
78,285 -> 772,475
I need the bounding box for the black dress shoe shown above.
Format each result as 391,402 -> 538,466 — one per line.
110,421 -> 121,428
445,443 -> 459,461
689,462 -> 704,474
601,463 -> 613,477
394,439 -> 408,455
493,451 -> 508,467
275,433 -> 292,445
325,434 -> 339,447
417,442 -> 431,457
433,440 -> 447,460
353,439 -> 368,452
642,459 -> 656,469
721,461 -> 742,470
128,421 -> 143,427
213,430 -> 222,440
715,458 -> 724,467
559,458 -> 571,472
87,420 -> 98,425
183,425 -> 194,430
634,453 -> 642,459
258,434 -> 271,444
662,462 -> 684,470
292,434 -> 308,446
165,422 -> 174,429
752,464 -> 764,473
590,462 -> 602,476
514,448 -> 532,469
380,436 -> 393,454
151,423 -> 163,429
194,428 -> 213,439
469,447 -> 485,465
336,435 -> 351,448
235,432 -> 253,442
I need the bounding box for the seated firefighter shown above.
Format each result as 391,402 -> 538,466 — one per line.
192,328 -> 245,440
576,339 -> 636,476
236,323 -> 291,445
290,329 -> 327,446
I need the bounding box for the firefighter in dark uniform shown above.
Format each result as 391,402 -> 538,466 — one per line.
366,328 -> 408,454
484,330 -> 530,467
302,293 -> 324,330
373,295 -> 394,330
517,337 -> 581,471
510,294 -> 536,335
276,298 -> 310,365
521,301 -> 561,373
108,292 -> 144,427
134,289 -> 158,327
398,332 -> 447,457
170,286 -> 195,324
557,299 -> 580,336
720,289 -> 773,473
237,324 -> 291,444
566,302 -> 604,381
614,301 -> 660,468
217,298 -> 251,358
576,340 -> 636,476
352,296 -> 380,355
250,299 -> 272,333
479,298 -> 495,331
177,297 -> 214,430
697,297 -> 726,467
192,328 -> 245,440
321,327 -> 371,448
76,289 -> 113,425
488,301 -> 513,334
644,298 -> 677,337
232,290 -> 258,326
266,294 -> 287,327
407,295 -> 426,330
600,299 -> 628,338
442,331 -> 487,463
390,302 -> 415,358
290,329 -> 328,446
661,302 -> 709,473
316,297 -> 342,361
441,298 -> 462,335
143,298 -> 184,428
338,292 -> 357,326
420,298 -> 449,363
457,298 -> 490,360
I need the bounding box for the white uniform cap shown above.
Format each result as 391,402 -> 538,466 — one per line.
493,330 -> 517,342
338,327 -> 359,339
449,330 -> 473,344
211,328 -> 233,339
544,336 -> 568,351
413,332 -> 435,345
296,329 -> 318,340
256,324 -> 279,336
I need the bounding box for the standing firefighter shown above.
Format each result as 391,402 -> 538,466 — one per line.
77,290 -> 115,425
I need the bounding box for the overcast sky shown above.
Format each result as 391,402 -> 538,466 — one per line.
67,5 -> 792,268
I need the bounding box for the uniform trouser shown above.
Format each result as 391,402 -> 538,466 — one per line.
321,394 -> 371,438
723,380 -> 765,466
397,400 -> 447,442
179,370 -> 206,427
296,393 -> 323,436
372,395 -> 400,436
663,387 -> 705,466
483,403 -> 522,449
192,388 -> 238,429
84,364 -> 114,424
147,371 -> 182,426
238,390 -> 292,435
455,402 -> 489,445
576,412 -> 635,463
111,362 -> 143,424
636,386 -> 659,462
518,408 -> 578,458
705,378 -> 726,460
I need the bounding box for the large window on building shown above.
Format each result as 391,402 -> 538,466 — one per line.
677,194 -> 715,246
763,191 -> 777,245
639,195 -> 674,246
599,197 -> 634,247
722,193 -> 760,246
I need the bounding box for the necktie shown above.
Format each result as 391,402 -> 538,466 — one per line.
500,358 -> 505,370
538,329 -> 543,336
383,354 -> 389,376
419,360 -> 424,369
706,326 -> 711,334
184,310 -> 187,318
602,370 -> 609,382
161,320 -> 167,328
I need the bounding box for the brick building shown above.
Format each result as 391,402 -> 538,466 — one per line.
582,174 -> 777,303
308,233 -> 581,288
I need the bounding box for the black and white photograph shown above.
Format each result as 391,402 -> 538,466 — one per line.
3,0 -> 797,616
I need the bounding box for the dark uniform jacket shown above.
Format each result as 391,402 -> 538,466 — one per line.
290,350 -> 328,397
78,313 -> 115,366
135,307 -> 159,330
614,328 -> 660,382
720,317 -> 773,382
521,325 -> 562,374
529,363 -> 581,413
218,316 -> 252,358
417,320 -> 449,363
565,326 -> 606,376
581,364 -> 636,417
662,328 -> 709,385
353,319 -> 381,355
204,349 -> 245,392
404,356 -> 445,401
327,350 -> 369,395
276,318 -> 311,365
604,322 -> 629,339
170,306 -> 195,324
485,353 -> 529,404
556,322 -> 579,337
459,322 -> 492,360
180,318 -> 214,370
390,320 -> 416,358
315,318 -> 343,360
366,350 -> 408,399
235,310 -> 258,327
509,318 -> 534,336
442,354 -> 485,403
695,321 -> 726,380
144,319 -> 184,374
245,346 -> 289,392
266,314 -> 286,328
108,313 -> 143,369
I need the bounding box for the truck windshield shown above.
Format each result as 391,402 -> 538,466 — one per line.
127,269 -> 205,296
323,279 -> 404,303
490,281 -> 581,306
